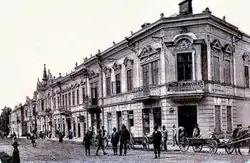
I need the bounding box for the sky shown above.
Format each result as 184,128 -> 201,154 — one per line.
0,0 -> 249,110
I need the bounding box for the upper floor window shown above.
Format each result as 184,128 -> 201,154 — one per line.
115,73 -> 121,94
127,70 -> 133,92
57,96 -> 60,107
72,90 -> 75,106
212,56 -> 220,82
224,60 -> 231,85
65,94 -> 68,107
62,95 -> 64,106
142,64 -> 150,86
53,97 -> 56,109
106,77 -> 111,96
68,92 -> 71,106
76,89 -> 79,105
41,99 -> 44,110
151,60 -> 159,85
177,53 -> 192,81
82,87 -> 86,103
245,66 -> 249,88
90,82 -> 98,99
25,110 -> 28,117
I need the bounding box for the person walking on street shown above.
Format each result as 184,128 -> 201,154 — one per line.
172,125 -> 177,146
11,141 -> 20,163
162,125 -> 168,151
83,133 -> 91,156
111,127 -> 119,155
96,129 -> 107,156
153,125 -> 162,159
119,124 -> 130,156
30,133 -> 37,148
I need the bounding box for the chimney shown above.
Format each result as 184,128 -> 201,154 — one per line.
179,0 -> 193,15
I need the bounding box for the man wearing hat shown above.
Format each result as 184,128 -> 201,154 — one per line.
152,125 -> 162,159
11,142 -> 20,163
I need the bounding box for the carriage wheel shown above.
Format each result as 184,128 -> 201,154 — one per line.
192,144 -> 203,152
225,140 -> 234,154
179,137 -> 189,152
209,140 -> 218,154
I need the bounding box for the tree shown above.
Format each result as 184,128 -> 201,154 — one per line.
0,106 -> 12,134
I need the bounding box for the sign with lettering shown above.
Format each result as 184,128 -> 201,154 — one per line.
167,80 -> 204,92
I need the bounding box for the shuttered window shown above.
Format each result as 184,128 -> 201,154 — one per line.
215,105 -> 221,133
226,106 -> 232,131
213,56 -> 220,82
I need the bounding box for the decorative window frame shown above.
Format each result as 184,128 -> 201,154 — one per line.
103,67 -> 112,78
112,62 -> 122,74
242,52 -> 250,66
138,45 -> 161,65
123,57 -> 134,70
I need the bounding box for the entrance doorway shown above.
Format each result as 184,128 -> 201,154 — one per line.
178,105 -> 197,137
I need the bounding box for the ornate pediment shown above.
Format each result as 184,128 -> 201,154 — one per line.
175,39 -> 193,51
223,44 -> 233,54
103,67 -> 112,77
211,39 -> 222,51
88,70 -> 99,79
112,62 -> 122,71
243,52 -> 250,65
138,45 -> 160,59
123,57 -> 134,69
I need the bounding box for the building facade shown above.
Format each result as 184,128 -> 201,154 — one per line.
13,0 -> 250,140
9,104 -> 25,137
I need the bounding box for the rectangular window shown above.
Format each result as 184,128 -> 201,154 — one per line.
111,81 -> 116,95
25,110 -> 28,117
62,95 -> 64,106
142,64 -> 150,86
128,110 -> 134,127
72,91 -> 75,106
53,97 -> 56,109
245,66 -> 249,88
76,89 -> 79,105
57,96 -> 60,107
224,60 -> 231,85
68,92 -> 71,106
151,60 -> 159,85
116,74 -> 121,94
215,105 -> 221,133
41,99 -> 44,110
213,56 -> 220,82
127,70 -> 133,92
142,109 -> 150,134
91,82 -> 98,105
106,77 -> 111,96
226,106 -> 232,131
82,87 -> 86,103
153,108 -> 162,127
65,94 -> 67,108
177,53 -> 192,81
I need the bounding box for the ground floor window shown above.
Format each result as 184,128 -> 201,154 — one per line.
142,109 -> 150,134
215,105 -> 221,133
78,123 -> 81,137
226,106 -> 232,131
73,121 -> 76,137
128,110 -> 134,127
153,108 -> 161,127
107,113 -> 112,137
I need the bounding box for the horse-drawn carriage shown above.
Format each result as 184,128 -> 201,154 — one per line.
178,128 -> 250,155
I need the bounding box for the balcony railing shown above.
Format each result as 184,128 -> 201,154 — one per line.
133,86 -> 160,101
167,80 -> 204,92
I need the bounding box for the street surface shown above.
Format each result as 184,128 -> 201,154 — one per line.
0,138 -> 250,163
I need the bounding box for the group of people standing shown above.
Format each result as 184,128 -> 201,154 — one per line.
83,124 -> 130,156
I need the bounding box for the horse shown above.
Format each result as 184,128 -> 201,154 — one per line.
233,127 -> 250,155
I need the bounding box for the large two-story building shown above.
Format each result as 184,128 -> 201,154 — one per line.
33,0 -> 250,140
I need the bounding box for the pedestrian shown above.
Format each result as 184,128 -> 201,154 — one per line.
83,133 -> 91,156
96,129 -> 107,156
172,125 -> 177,146
11,141 -> 20,163
161,125 -> 168,151
153,125 -> 162,159
111,127 -> 119,155
58,131 -> 63,143
119,124 -> 130,156
30,133 -> 36,148
192,124 -> 201,138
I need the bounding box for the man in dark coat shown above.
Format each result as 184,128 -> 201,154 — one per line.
95,129 -> 107,156
83,133 -> 91,156
119,124 -> 130,156
11,141 -> 20,163
111,127 -> 119,155
153,125 -> 162,159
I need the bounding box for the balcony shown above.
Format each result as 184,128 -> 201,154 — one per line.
86,98 -> 101,114
167,80 -> 205,102
132,86 -> 160,101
